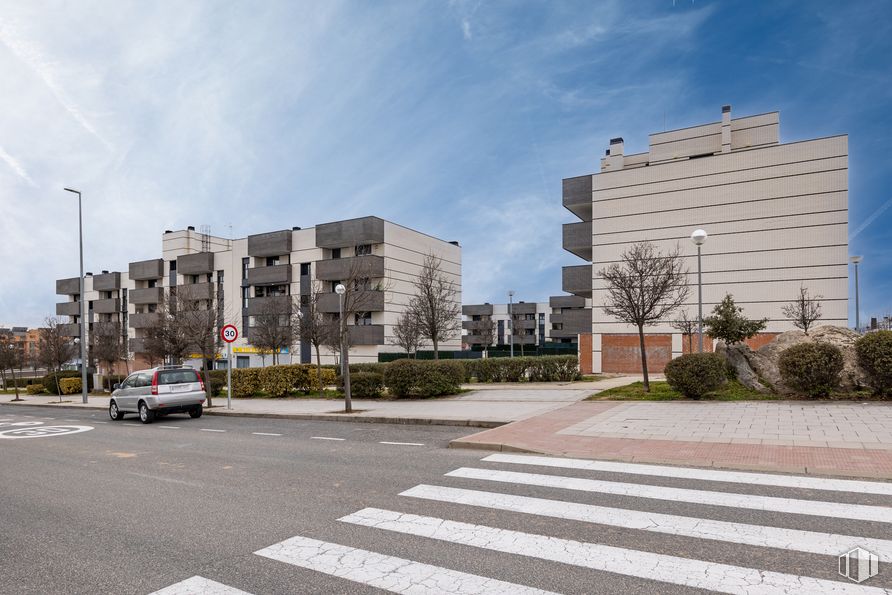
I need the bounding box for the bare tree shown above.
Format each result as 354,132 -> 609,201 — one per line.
599,241 -> 690,391
142,293 -> 191,366
92,322 -> 125,390
0,334 -> 24,401
293,284 -> 335,395
249,295 -> 292,365
782,285 -> 823,335
391,310 -> 424,358
475,316 -> 495,356
408,254 -> 461,360
671,310 -> 698,354
177,288 -> 227,407
38,317 -> 79,401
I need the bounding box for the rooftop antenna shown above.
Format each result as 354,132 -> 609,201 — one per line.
200,224 -> 211,253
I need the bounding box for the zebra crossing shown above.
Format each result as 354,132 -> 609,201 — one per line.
151,453 -> 892,594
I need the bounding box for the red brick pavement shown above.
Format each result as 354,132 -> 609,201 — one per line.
450,401 -> 892,479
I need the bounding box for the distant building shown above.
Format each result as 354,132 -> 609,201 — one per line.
563,105 -> 848,373
0,327 -> 41,363
461,295 -> 591,350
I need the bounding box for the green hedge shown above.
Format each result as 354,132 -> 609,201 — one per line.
779,343 -> 843,397
856,331 -> 892,395
350,372 -> 384,398
461,355 -> 579,383
59,377 -> 82,395
226,364 -> 338,397
383,360 -> 464,397
26,384 -> 45,395
665,353 -> 727,399
41,371 -> 93,394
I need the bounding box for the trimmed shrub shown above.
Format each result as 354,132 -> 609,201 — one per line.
856,331 -> 892,395
383,360 -> 464,398
461,356 -> 579,383
779,343 -> 844,397
664,353 -> 727,399
350,363 -> 385,375
230,368 -> 261,398
42,371 -> 92,394
301,367 -> 337,392
350,372 -> 384,398
259,365 -> 302,397
207,370 -> 226,397
527,356 -> 579,382
26,384 -> 45,395
59,377 -> 82,395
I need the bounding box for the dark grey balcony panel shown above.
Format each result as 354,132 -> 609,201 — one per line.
130,287 -> 163,305
56,277 -> 81,295
563,174 -> 593,220
463,334 -> 493,346
315,254 -> 384,281
317,290 -> 385,314
128,338 -> 147,353
549,328 -> 579,340
178,282 -> 214,301
247,264 -> 292,286
93,272 -> 121,291
549,293 -> 588,309
462,304 -> 493,316
561,265 -> 592,298
510,302 -> 537,315
177,252 -> 215,275
462,320 -> 490,331
93,298 -> 121,314
512,319 -> 537,330
315,216 -> 385,249
560,308 -> 591,333
348,324 -> 384,345
563,220 -> 593,261
550,313 -> 564,324
56,301 -> 82,316
60,323 -> 81,337
129,313 -> 161,328
247,296 -> 293,316
129,258 -> 164,280
248,230 -> 293,257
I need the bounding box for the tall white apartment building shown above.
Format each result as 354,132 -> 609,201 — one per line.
562,105 -> 848,373
55,216 -> 461,370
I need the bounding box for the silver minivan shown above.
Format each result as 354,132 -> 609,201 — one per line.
109,366 -> 206,424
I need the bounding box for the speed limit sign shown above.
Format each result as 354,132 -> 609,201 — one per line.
221,324 -> 239,343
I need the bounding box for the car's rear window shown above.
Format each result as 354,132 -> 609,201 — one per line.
157,370 -> 201,385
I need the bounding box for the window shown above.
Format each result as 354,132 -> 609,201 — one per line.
148,279 -> 156,288
266,256 -> 279,267
355,312 -> 372,326
355,244 -> 372,256
472,315 -> 481,321
525,313 -> 535,321
242,257 -> 249,280
170,260 -> 177,272
217,270 -> 224,283
332,248 -> 341,260
241,286 -> 249,308
300,295 -> 310,306
300,262 -> 310,276
236,356 -> 250,369
157,369 -> 201,385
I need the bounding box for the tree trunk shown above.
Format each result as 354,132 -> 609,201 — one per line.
56,366 -> 62,402
433,337 -> 439,361
314,344 -> 323,396
203,360 -> 213,408
638,325 -> 650,392
10,365 -> 22,401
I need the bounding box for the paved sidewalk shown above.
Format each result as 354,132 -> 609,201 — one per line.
451,400 -> 892,479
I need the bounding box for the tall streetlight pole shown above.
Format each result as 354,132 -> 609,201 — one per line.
64,187 -> 89,404
335,283 -> 351,413
850,255 -> 863,332
690,229 -> 708,353
507,290 -> 515,358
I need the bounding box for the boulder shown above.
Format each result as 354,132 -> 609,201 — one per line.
809,326 -> 869,390
716,342 -> 769,393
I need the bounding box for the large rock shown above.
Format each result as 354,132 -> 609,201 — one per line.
716,342 -> 769,393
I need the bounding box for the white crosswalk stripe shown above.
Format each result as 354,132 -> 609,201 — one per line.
149,575 -> 253,594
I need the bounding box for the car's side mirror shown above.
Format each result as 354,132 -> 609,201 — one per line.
113,383 -> 120,390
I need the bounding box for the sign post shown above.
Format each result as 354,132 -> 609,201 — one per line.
220,324 -> 239,410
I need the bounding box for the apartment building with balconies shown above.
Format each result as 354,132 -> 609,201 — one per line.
563,105 -> 848,373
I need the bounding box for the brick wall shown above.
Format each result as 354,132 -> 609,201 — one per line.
602,334 -> 672,374
578,333 -> 592,375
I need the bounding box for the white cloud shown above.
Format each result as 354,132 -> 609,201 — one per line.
0,145 -> 36,187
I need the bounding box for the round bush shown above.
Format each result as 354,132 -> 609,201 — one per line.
855,331 -> 892,395
350,372 -> 384,398
664,353 -> 727,399
778,342 -> 844,397
25,383 -> 45,395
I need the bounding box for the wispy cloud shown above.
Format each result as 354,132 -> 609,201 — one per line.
0,144 -> 36,187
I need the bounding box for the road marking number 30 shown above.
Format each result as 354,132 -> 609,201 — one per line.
0,422 -> 93,439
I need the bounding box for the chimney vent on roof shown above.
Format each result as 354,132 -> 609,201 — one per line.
164,230 -> 172,234
722,104 -> 731,113
449,241 -> 460,246
293,226 -> 301,230
609,137 -> 624,145
187,225 -> 195,231
86,272 -> 93,276
102,270 -> 109,274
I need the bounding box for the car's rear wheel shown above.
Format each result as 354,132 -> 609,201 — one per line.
109,401 -> 124,421
189,405 -> 203,419
138,401 -> 155,424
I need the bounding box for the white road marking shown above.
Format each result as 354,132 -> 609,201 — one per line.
483,453 -> 892,496
255,535 -> 556,595
447,467 -> 892,524
341,508 -> 888,595
158,426 -> 181,429
0,425 -> 94,440
63,419 -> 79,422
402,484 -> 892,562
93,421 -> 107,424
311,436 -> 345,441
380,441 -> 424,446
252,432 -> 282,436
200,429 -> 226,433
149,575 -> 252,594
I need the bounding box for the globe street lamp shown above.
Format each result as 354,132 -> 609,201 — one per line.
850,255 -> 864,332
507,290 -> 515,358
335,283 -> 351,412
64,187 -> 89,404
690,229 -> 708,353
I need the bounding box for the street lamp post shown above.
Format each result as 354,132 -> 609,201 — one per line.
850,256 -> 863,332
64,187 -> 89,404
335,283 -> 351,413
690,229 -> 708,353
507,290 -> 515,358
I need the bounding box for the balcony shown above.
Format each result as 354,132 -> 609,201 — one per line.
510,302 -> 537,315
129,258 -> 164,280
56,277 -> 80,295
315,216 -> 384,249
177,252 -> 215,275
60,323 -> 81,337
247,264 -> 292,286
348,324 -> 384,345
562,174 -> 593,221
512,319 -> 537,330
463,334 -> 492,346
130,287 -> 163,305
178,282 -> 214,301
93,298 -> 120,314
247,295 -> 293,317
315,254 -> 384,281
248,230 -> 292,257
462,304 -> 493,317
563,220 -> 592,261
317,290 -> 385,314
562,265 -> 592,298
549,294 -> 587,309
462,319 -> 492,331
93,272 -> 121,291
129,312 -> 161,329
56,301 -> 81,316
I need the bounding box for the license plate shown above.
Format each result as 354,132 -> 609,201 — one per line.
173,385 -> 191,393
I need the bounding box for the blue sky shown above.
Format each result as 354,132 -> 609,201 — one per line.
0,0 -> 890,327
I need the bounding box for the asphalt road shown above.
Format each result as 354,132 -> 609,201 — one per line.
1,404 -> 890,594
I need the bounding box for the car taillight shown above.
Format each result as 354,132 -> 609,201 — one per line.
151,372 -> 159,395
197,373 -> 205,392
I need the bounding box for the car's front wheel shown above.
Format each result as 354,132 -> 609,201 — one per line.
109,401 -> 124,421
138,401 -> 155,424
189,405 -> 203,419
